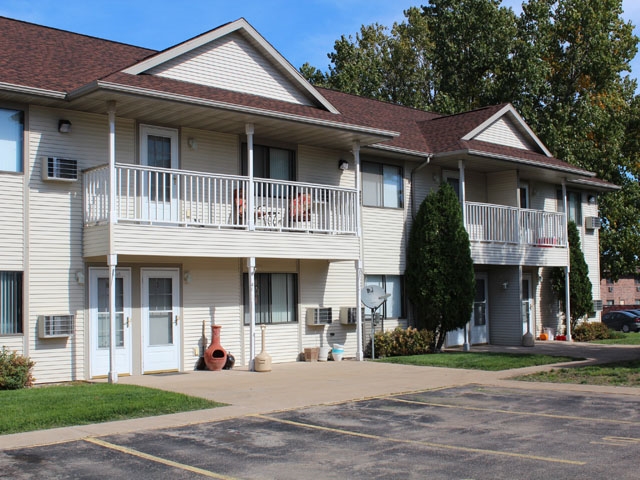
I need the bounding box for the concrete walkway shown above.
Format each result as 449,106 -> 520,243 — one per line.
2,341 -> 640,451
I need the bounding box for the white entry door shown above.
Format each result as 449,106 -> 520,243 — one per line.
140,125 -> 179,222
470,274 -> 488,344
89,268 -> 132,378
522,274 -> 535,336
141,269 -> 181,373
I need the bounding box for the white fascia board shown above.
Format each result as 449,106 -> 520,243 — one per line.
567,177 -> 621,192
462,104 -> 553,157
121,18 -> 340,114
436,149 -> 595,177
88,81 -> 398,139
0,81 -> 66,99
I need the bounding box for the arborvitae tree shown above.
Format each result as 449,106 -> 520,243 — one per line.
551,221 -> 593,332
406,183 -> 475,351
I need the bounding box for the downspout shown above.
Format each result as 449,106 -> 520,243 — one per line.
353,141 -> 364,361
107,100 -> 118,384
246,124 -> 256,370
458,159 -> 470,352
562,180 -> 571,341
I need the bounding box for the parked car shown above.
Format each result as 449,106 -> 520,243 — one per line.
601,311 -> 640,333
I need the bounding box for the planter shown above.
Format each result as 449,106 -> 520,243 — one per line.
304,347 -> 319,362
318,346 -> 331,362
204,325 -> 227,371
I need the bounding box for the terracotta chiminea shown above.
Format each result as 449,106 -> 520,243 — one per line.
204,325 -> 227,371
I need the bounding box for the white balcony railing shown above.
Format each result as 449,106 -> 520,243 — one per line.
84,164 -> 358,235
465,202 -> 566,247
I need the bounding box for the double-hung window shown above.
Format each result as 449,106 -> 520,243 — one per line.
243,273 -> 298,325
0,108 -> 24,173
242,144 -> 296,181
362,161 -> 403,208
1,272 -> 23,334
364,275 -> 404,318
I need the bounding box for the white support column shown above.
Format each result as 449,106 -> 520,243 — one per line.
459,160 -> 470,351
246,124 -> 255,231
353,141 -> 364,361
562,181 -> 572,341
248,257 -> 256,370
107,101 -> 118,384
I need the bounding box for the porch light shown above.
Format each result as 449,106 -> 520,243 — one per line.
184,271 -> 192,284
338,159 -> 349,170
188,137 -> 198,150
588,195 -> 596,204
58,119 -> 72,133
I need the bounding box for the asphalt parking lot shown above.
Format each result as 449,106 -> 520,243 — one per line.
1,383 -> 639,479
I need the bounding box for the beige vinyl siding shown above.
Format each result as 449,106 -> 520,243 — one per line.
112,224 -> 360,260
298,145 -> 349,187
0,174 -> 24,269
464,171 -> 487,203
488,266 -> 522,345
362,207 -> 406,273
181,128 -> 238,175
475,117 -> 536,150
26,107 -> 129,382
148,32 -> 313,106
0,336 -> 24,353
487,170 -> 518,206
181,258 -> 243,368
582,199 -> 602,319
528,181 -> 558,212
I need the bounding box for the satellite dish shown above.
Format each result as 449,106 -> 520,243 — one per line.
361,285 -> 391,309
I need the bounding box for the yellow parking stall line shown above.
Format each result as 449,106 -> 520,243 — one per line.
389,397 -> 640,425
592,436 -> 640,447
84,437 -> 242,480
255,414 -> 584,466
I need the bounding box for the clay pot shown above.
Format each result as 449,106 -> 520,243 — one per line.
204,325 -> 227,371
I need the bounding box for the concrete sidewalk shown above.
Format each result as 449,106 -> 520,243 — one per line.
2,342 -> 640,450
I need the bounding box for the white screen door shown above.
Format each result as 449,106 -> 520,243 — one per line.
470,274 -> 488,344
140,125 -> 179,222
522,274 -> 535,336
89,268 -> 132,378
141,268 -> 181,373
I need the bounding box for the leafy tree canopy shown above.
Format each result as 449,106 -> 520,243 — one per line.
302,0 -> 640,279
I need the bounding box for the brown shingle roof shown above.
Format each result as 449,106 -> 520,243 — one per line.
0,16 -> 154,92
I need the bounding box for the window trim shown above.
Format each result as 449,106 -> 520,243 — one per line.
243,272 -> 299,325
362,160 -> 404,209
0,107 -> 25,174
363,274 -> 405,319
0,271 -> 23,335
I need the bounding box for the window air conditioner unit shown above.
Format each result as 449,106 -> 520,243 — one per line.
585,216 -> 601,230
306,307 -> 332,326
38,314 -> 74,338
593,300 -> 603,312
42,157 -> 78,182
340,307 -> 364,325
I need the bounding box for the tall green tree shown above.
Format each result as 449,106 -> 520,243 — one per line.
301,0 -> 640,279
551,221 -> 593,332
406,183 -> 475,351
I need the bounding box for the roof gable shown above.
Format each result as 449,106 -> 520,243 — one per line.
462,104 -> 551,156
123,18 -> 339,113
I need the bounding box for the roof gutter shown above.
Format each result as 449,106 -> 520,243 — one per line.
0,82 -> 67,100
68,81 -> 400,142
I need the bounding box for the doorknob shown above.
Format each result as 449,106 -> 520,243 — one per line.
125,317 -> 130,327
175,315 -> 179,325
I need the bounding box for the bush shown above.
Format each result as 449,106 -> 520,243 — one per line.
0,348 -> 35,390
365,327 -> 434,358
572,322 -> 612,342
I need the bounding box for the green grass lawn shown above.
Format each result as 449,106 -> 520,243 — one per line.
376,352 -> 577,371
590,331 -> 640,345
0,383 -> 225,435
515,359 -> 640,386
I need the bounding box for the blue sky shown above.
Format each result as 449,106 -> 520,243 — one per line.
1,0 -> 639,85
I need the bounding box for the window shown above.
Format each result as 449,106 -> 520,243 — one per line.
242,144 -> 296,181
606,300 -> 615,306
364,275 -> 404,318
362,162 -> 403,208
244,273 -> 298,324
519,182 -> 529,209
0,272 -> 23,334
557,189 -> 582,226
0,108 -> 24,173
